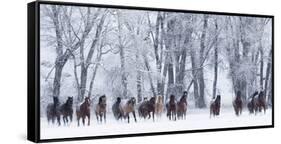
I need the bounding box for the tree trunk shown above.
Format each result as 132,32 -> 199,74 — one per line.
212,19 -> 218,99
143,55 -> 157,97
51,6 -> 64,100
264,50 -> 272,101
259,43 -> 264,89
197,15 -> 208,108
88,55 -> 102,98
117,12 -> 128,98
190,52 -> 199,107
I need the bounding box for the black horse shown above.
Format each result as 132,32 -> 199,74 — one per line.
138,97 -> 156,121
233,91 -> 243,116
46,96 -> 61,126
60,97 -> 73,125
210,95 -> 221,117
95,95 -> 107,123
177,91 -> 188,120
247,91 -> 259,114
112,97 -> 123,120
166,95 -> 177,121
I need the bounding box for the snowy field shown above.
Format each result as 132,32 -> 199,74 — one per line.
40,108 -> 272,139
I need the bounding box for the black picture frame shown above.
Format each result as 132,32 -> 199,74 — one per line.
28,0 -> 274,143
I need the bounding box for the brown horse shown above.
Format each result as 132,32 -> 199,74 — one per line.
121,97 -> 137,123
254,91 -> 266,114
60,96 -> 73,125
138,97 -> 156,121
76,97 -> 91,126
210,95 -> 221,118
166,95 -> 177,121
95,95 -> 107,123
233,91 -> 243,116
177,92 -> 188,120
155,96 -> 164,118
46,96 -> 61,126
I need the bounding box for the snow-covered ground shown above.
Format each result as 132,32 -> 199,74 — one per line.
40,108 -> 272,140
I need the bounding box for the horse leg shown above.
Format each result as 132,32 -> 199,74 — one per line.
133,111 -> 137,122
82,116 -> 85,126
70,114 -> 73,123
77,117 -> 80,127
95,112 -> 99,123
263,104 -> 266,114
57,115 -> 61,126
51,116 -> 55,124
127,114 -> 130,123
88,114 -> 90,126
100,114 -> 103,123
152,111 -> 155,122
104,113 -> 106,123
62,116 -> 66,125
65,116 -> 68,125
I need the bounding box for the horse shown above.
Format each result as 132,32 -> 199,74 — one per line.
138,97 -> 156,121
177,92 -> 188,120
166,95 -> 177,121
247,91 -> 259,114
254,91 -> 266,114
155,96 -> 164,118
120,97 -> 137,123
112,97 -> 123,120
210,95 -> 221,118
60,96 -> 73,125
46,96 -> 61,126
76,97 -> 91,126
233,91 -> 243,116
95,95 -> 107,123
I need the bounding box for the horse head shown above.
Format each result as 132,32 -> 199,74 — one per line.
149,97 -> 156,104
170,95 -> 175,101
99,95 -> 107,105
128,97 -> 136,106
84,96 -> 91,107
183,91 -> 188,97
116,97 -> 121,103
67,96 -> 73,106
156,96 -> 163,103
258,91 -> 265,100
216,95 -> 221,104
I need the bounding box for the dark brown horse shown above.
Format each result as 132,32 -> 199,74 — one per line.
120,97 -> 137,123
177,92 -> 188,120
166,95 -> 177,121
46,96 -> 61,126
76,97 -> 91,126
247,91 -> 259,114
95,95 -> 107,123
60,96 -> 73,125
210,95 -> 221,118
254,91 -> 266,114
138,97 -> 156,121
112,97 -> 123,120
233,91 -> 243,116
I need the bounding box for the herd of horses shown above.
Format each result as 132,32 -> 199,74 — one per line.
46,90 -> 267,126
